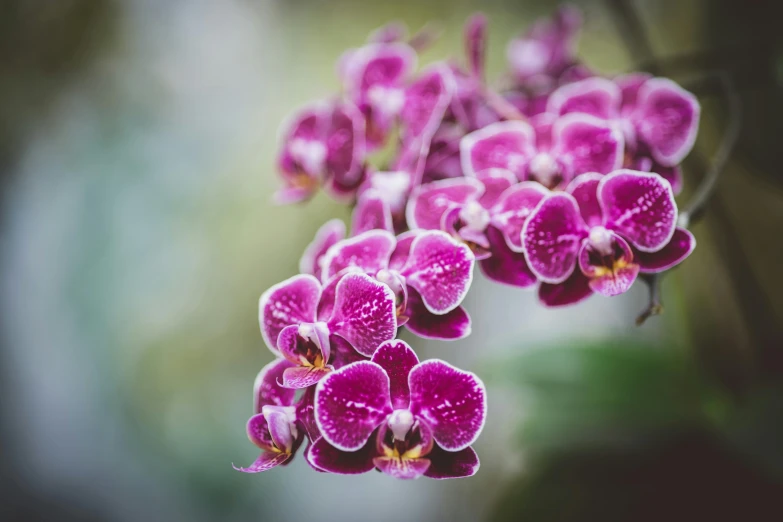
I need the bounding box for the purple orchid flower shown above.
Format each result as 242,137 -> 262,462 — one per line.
407,169 -> 548,287
548,75 -> 700,167
460,112 -> 624,189
319,229 -> 475,340
300,219 -> 347,281
276,100 -> 366,204
234,358 -> 315,473
307,340 -> 485,480
522,170 -> 696,306
506,5 -> 583,94
259,272 -> 397,388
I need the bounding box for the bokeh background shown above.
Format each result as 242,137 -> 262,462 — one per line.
1,0 -> 782,521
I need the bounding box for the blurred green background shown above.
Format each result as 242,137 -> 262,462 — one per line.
1,1 -> 782,521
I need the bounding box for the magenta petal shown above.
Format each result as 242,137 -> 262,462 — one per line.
460,121 -> 536,180
389,230 -> 420,272
316,274 -> 340,322
401,231 -> 475,314
401,64 -> 455,149
552,113 -> 624,178
538,270 -> 594,307
490,181 -> 549,251
587,262 -> 639,296
465,13 -> 487,80
547,77 -> 621,119
329,333 -> 368,369
282,366 -> 332,389
253,358 -> 297,413
327,273 -> 397,357
374,456 -> 431,479
480,226 -> 537,288
306,436 -> 377,474
616,72 -> 652,110
406,178 -> 483,231
578,231 -> 639,297
315,361 -> 393,451
405,289 -> 472,340
246,412 -> 275,451
566,173 -> 603,227
233,451 -> 291,473
424,445 -> 480,479
277,322 -> 331,367
352,190 -> 394,235
321,230 -> 396,281
259,274 -> 321,352
263,405 -> 297,452
295,386 -> 319,442
633,78 -> 700,166
371,340 -> 420,409
300,219 -> 346,279
409,360 -> 486,451
475,168 -> 517,209
522,193 -> 588,284
636,227 -> 696,273
345,43 -> 417,96
326,102 -> 366,194
599,169 -> 677,252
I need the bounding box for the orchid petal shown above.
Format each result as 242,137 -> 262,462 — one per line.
636,227 -> 696,273
371,340 -> 420,409
406,177 -> 483,231
565,173 -> 603,228
300,219 -> 346,279
552,113 -> 624,179
306,436 -> 377,474
424,445 -> 480,479
599,169 -> 677,252
321,230 -> 396,281
328,333 -> 368,369
409,360 -> 486,451
490,181 -> 549,251
522,193 -> 588,284
465,13 -> 487,80
352,190 -> 393,235
460,121 -> 536,180
327,273 -> 397,357
263,405 -> 297,453
282,366 -> 332,389
259,274 -> 321,352
388,230 -> 420,272
373,456 -> 431,479
233,451 -> 291,473
253,358 -> 297,413
538,270 -> 594,307
401,64 -> 456,150
480,226 -> 537,288
547,77 -> 621,119
578,231 -> 639,297
401,231 -> 475,315
326,102 -> 366,193
633,78 -> 700,166
315,361 -> 393,451
475,168 -> 516,209
404,289 -> 472,340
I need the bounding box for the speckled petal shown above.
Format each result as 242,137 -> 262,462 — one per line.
636,227 -> 696,273
480,226 -> 538,288
328,333 -> 368,369
408,360 -> 486,451
327,273 -> 397,357
371,340 -> 420,409
321,230 -> 396,281
599,169 -> 677,252
253,358 -> 297,413
522,193 -> 588,284
537,269 -> 593,307
424,445 -> 480,479
352,190 -> 394,235
547,77 -> 621,119
315,361 -> 393,451
259,274 -> 321,353
490,181 -> 549,251
460,121 -> 536,180
632,78 -> 700,166
282,366 -> 332,389
552,114 -> 624,179
306,436 -> 377,474
401,231 -> 475,314
565,173 -> 603,227
300,219 -> 346,279
406,178 -> 483,231
404,289 -> 472,340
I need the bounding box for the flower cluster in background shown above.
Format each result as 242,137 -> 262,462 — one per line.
237,5 -> 700,480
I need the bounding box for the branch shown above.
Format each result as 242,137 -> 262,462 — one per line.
678,73 -> 742,228
636,273 -> 664,325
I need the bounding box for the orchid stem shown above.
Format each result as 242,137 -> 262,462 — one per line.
678,73 -> 742,228
636,273 -> 664,325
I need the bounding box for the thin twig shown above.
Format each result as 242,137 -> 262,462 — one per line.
636,274 -> 664,325
678,73 -> 742,228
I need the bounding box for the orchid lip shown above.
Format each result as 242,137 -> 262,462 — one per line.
388,409 -> 415,441
588,226 -> 613,256
289,138 -> 327,175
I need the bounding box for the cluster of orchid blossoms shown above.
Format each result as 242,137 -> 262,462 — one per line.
237,6 -> 702,480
